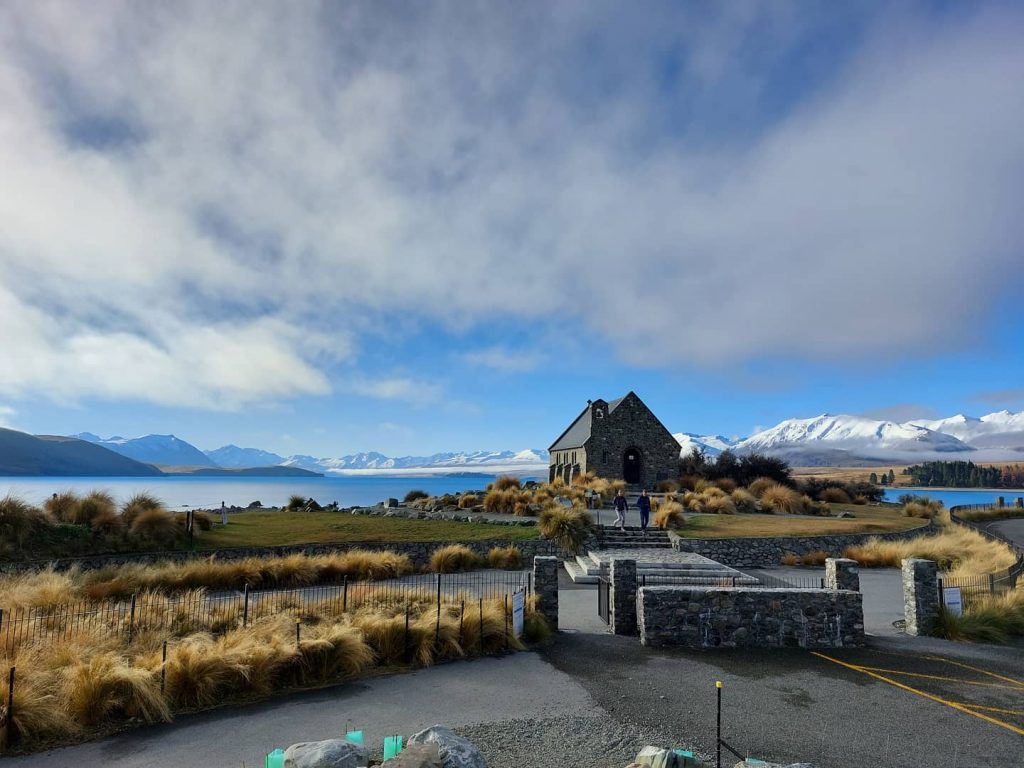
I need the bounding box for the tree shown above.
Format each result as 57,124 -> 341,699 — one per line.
880,473 -> 889,485
888,469 -> 895,484
869,472 -> 878,485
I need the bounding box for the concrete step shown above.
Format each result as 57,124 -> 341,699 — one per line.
574,553 -> 601,575
600,542 -> 673,550
563,560 -> 599,584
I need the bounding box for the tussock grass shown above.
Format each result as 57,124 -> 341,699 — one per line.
483,488 -> 532,516
730,489 -> 758,514
285,495 -> 307,512
933,590 -> 1024,643
747,477 -> 778,498
129,508 -> 179,547
759,484 -> 803,515
70,491 -> 116,527
63,653 -> 171,726
487,546 -> 522,570
704,496 -> 737,515
403,490 -> 429,503
903,497 -> 943,519
653,502 -> 684,530
656,480 -> 679,493
489,476 -> 521,491
538,504 -> 593,554
0,496 -> 52,547
843,526 -> 1016,576
43,492 -> 80,523
457,493 -> 480,509
957,507 -> 1024,523
121,493 -> 163,527
429,544 -> 483,573
713,478 -> 737,493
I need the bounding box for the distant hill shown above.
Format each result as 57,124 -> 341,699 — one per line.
74,433 -> 216,467
175,465 -> 322,477
204,445 -> 286,468
0,429 -> 163,476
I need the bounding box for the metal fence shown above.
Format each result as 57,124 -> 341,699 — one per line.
944,505 -> 1024,604
597,577 -> 610,624
0,570 -> 531,654
639,573 -> 825,589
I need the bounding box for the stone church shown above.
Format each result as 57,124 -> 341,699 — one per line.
548,392 -> 681,487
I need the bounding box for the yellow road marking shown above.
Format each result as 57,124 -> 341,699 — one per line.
812,652 -> 1024,737
854,666 -> 1024,690
961,703 -> 1024,716
925,655 -> 1024,689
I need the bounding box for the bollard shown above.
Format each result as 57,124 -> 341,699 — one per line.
161,641 -> 168,693
716,681 -> 722,768
295,618 -> 301,647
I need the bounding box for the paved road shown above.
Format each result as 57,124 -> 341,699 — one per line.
987,518 -> 1024,549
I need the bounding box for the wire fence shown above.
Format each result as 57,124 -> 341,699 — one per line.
0,570 -> 531,654
638,574 -> 825,589
944,505 -> 1024,605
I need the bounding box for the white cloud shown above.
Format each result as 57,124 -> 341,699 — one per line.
0,404 -> 16,427
463,347 -> 543,373
0,2 -> 1022,409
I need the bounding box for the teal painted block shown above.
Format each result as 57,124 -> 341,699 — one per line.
265,748 -> 285,768
345,730 -> 365,747
383,735 -> 404,760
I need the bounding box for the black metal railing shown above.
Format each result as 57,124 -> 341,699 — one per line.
943,505 -> 1024,602
597,577 -> 610,624
0,570 -> 531,654
638,573 -> 825,589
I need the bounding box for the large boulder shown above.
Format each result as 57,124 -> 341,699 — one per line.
382,743 -> 443,768
283,739 -> 369,768
407,725 -> 486,768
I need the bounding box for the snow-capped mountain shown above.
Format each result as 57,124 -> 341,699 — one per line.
281,449 -> 548,474
672,432 -> 738,457
204,445 -> 286,468
908,411 -> 1024,450
74,433 -> 216,467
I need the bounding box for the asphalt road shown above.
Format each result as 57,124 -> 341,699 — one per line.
987,518 -> 1024,549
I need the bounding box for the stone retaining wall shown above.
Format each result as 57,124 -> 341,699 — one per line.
668,521 -> 933,568
638,586 -> 865,649
0,538 -> 558,574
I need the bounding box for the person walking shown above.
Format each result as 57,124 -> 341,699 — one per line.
637,489 -> 651,533
613,488 -> 628,530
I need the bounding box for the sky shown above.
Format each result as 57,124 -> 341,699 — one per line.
1,1 -> 1023,458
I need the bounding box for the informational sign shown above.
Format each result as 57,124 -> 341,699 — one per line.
943,587 -> 963,616
512,589 -> 525,638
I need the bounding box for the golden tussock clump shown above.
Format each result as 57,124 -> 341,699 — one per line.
758,484 -> 803,515
653,502 -> 684,529
486,546 -> 523,570
730,489 -> 758,514
704,495 -> 736,515
428,544 -> 483,573
537,504 -> 593,553
746,477 -> 778,498
843,526 -> 1016,576
43,491 -> 80,523
489,475 -> 522,491
0,496 -> 53,548
712,478 -> 737,493
457,493 -> 480,509
818,487 -> 852,505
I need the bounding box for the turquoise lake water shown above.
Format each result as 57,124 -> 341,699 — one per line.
0,474 -> 544,510
882,487 -> 1024,508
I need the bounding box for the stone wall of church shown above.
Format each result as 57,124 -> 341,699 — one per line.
584,395 -> 679,487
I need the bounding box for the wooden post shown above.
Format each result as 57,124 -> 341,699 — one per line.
5,666 -> 14,749
161,641 -> 168,693
127,594 -> 137,645
242,584 -> 250,627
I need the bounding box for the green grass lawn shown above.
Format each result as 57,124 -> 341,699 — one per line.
674,503 -> 926,539
196,509 -> 539,550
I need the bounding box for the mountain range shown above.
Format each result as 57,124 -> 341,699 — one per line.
3,408 -> 1024,476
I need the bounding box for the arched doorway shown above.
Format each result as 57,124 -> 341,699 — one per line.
622,448 -> 642,484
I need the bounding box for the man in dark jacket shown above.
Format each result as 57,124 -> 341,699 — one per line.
613,489 -> 628,530
637,489 -> 651,532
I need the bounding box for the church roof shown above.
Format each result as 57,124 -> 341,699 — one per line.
548,394 -> 629,452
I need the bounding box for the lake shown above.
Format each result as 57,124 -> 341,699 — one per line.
0,474 -> 543,510
883,487 -> 1024,508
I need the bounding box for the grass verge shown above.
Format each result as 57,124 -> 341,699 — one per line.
673,504 -> 922,539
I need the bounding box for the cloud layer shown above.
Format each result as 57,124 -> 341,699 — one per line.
1,2 -> 1023,408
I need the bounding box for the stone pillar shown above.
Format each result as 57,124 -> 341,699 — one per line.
610,558 -> 638,635
902,558 -> 939,636
532,556 -> 559,632
825,558 -> 860,592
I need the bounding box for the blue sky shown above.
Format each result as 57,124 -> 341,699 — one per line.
1,1 -> 1023,457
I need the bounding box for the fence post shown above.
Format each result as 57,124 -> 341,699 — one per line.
295,618 -> 301,648
478,597 -> 484,653
242,584 -> 249,627
504,595 -> 509,651
161,641 -> 168,693
404,606 -> 410,664
343,576 -> 348,613
716,680 -> 722,768
435,573 -> 442,645
127,594 -> 137,645
4,666 -> 14,749
459,600 -> 464,647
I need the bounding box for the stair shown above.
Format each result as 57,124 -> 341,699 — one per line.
563,535 -> 756,585
597,526 -> 672,550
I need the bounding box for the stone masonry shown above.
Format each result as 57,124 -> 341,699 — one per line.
637,586 -> 865,649
669,523 -> 933,569
532,556 -> 560,631
609,558 -> 638,635
824,558 -> 860,592
902,558 -> 939,636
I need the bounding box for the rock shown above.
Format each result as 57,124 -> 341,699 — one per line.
283,738 -> 369,768
385,497 -> 400,508
247,500 -> 262,509
382,743 -> 442,768
835,511 -> 854,518
407,725 -> 486,768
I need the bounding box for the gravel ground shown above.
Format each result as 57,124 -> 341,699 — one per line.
459,713 -> 710,768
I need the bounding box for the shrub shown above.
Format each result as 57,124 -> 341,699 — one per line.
781,553 -> 799,566
121,493 -> 163,526
162,636 -> 253,709
731,489 -> 758,514
483,488 -> 516,515
403,489 -> 429,503
487,546 -> 523,570
704,495 -> 737,515
298,625 -> 374,682
90,506 -> 124,536
538,504 -> 593,554
800,550 -> 829,566
571,471 -> 596,487
903,498 -> 943,519
429,544 -> 483,573
653,501 -> 684,530
129,508 -> 180,547
0,495 -> 53,547
285,494 -> 306,511
818,487 -> 852,504
522,609 -> 553,644
70,490 -> 117,527
490,475 -> 521,491
932,592 -> 1024,643
0,671 -> 78,743
842,527 -> 1016,575
683,492 -> 706,513
851,495 -> 869,505
656,480 -> 679,493
713,478 -> 737,493
438,494 -> 458,507
457,493 -> 480,509
759,484 -> 803,514
44,491 -> 81,523
192,511 -> 214,531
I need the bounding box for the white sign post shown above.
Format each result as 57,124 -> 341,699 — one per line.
943,587 -> 963,616
512,589 -> 525,638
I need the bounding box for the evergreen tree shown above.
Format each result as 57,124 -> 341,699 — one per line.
869,472 -> 878,484
888,469 -> 895,484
